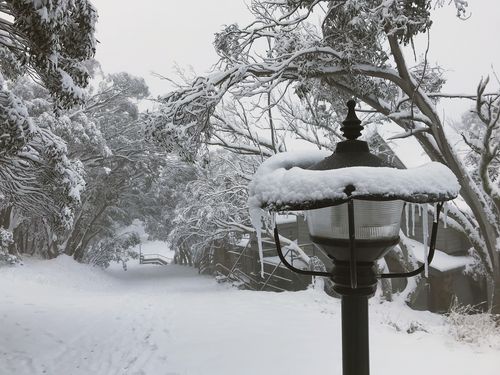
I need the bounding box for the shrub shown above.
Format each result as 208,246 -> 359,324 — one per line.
446,298 -> 500,348
0,227 -> 20,264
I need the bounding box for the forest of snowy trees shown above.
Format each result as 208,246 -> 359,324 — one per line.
0,1 -> 191,269
0,1 -> 499,314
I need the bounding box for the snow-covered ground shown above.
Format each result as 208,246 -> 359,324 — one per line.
1,255 -> 499,375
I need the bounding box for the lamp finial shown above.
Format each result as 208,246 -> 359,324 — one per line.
341,100 -> 363,140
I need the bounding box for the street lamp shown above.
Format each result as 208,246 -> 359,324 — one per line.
248,100 -> 459,375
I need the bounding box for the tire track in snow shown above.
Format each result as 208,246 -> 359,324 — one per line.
43,295 -> 170,375
49,281 -> 182,374
1,263 -> 222,375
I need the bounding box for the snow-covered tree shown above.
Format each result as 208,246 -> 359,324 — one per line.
56,70 -> 193,268
167,151 -> 256,269
56,71 -> 155,263
0,68 -> 182,267
0,0 -> 97,260
454,80 -> 500,278
149,1 -> 500,312
0,77 -> 85,259
135,160 -> 197,243
0,0 -> 97,108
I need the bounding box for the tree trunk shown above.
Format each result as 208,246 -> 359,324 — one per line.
488,275 -> 500,314
175,244 -> 193,266
0,206 -> 12,228
490,249 -> 500,314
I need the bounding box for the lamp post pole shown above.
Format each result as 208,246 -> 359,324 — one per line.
331,255 -> 378,375
342,294 -> 369,375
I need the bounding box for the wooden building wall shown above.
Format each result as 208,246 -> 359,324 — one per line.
402,209 -> 471,255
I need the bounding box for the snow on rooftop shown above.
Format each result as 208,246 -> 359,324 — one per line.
248,150 -> 460,212
276,213 -> 297,225
403,237 -> 473,273
262,255 -> 308,270
235,237 -> 250,248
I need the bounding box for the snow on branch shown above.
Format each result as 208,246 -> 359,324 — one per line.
0,90 -> 34,158
148,48 -> 403,160
388,111 -> 433,126
475,77 -> 500,208
387,124 -> 431,140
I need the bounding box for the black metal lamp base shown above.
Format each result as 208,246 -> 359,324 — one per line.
331,261 -> 378,297
331,262 -> 376,375
329,261 -> 375,375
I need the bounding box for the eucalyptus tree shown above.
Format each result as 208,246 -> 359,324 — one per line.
58,71 -> 155,263
62,71 -> 189,267
1,71 -> 164,266
0,77 -> 85,259
167,150 -> 255,269
148,1 -> 500,311
134,160 -> 198,243
0,0 -> 97,260
0,0 -> 97,108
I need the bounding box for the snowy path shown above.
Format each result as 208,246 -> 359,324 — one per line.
1,256 -> 499,375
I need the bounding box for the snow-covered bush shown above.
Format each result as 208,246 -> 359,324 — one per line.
446,298 -> 500,348
82,232 -> 140,270
0,227 -> 19,264
308,255 -> 335,294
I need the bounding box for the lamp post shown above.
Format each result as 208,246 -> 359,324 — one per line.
248,100 -> 459,375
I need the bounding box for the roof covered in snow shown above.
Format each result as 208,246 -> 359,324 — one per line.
276,213 -> 297,225
403,237 -> 473,273
248,151 -> 460,211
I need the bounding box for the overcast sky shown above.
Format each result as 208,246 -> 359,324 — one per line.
92,0 -> 499,123
92,0 -> 251,96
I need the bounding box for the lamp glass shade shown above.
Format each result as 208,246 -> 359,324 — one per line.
307,200 -> 404,240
